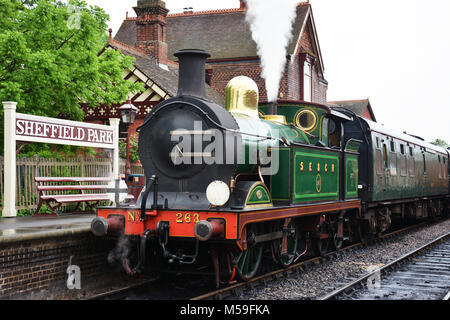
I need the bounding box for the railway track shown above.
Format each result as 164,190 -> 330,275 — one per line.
82,278 -> 159,300
81,218 -> 447,300
319,231 -> 450,300
192,219 -> 447,300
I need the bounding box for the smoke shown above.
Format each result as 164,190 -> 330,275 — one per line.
245,0 -> 299,102
107,235 -> 132,265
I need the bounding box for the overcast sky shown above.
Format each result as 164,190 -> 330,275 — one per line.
83,0 -> 450,144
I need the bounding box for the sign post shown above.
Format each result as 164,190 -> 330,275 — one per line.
2,102 -> 120,218
3,102 -> 18,217
109,118 -> 120,181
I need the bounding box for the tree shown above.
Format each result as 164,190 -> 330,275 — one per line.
430,139 -> 449,148
0,0 -> 144,155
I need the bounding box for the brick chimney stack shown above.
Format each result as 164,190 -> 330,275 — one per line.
240,0 -> 247,9
134,0 -> 169,67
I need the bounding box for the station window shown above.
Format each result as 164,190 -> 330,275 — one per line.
303,61 -> 312,102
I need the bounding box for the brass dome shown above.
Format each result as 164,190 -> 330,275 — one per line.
225,76 -> 259,119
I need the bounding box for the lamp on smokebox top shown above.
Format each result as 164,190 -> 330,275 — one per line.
119,100 -> 138,184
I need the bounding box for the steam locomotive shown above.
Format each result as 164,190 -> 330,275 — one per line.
91,49 -> 450,287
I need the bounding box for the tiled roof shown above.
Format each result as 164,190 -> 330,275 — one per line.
115,4 -> 311,60
328,99 -> 377,122
107,40 -> 225,105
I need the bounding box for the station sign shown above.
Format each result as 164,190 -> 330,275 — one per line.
15,113 -> 115,149
2,101 -> 120,217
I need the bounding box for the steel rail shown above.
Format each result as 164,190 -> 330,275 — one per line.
191,218 -> 447,300
319,231 -> 450,300
443,291 -> 450,301
82,277 -> 158,300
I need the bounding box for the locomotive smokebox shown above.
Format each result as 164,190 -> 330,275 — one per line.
174,49 -> 211,99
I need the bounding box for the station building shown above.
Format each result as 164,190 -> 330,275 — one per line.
328,99 -> 377,122
82,0 -> 334,135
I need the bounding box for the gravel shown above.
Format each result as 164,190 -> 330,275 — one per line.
236,219 -> 450,300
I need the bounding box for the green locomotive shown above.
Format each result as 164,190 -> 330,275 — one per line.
92,49 -> 449,286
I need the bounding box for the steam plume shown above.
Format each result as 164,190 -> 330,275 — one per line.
245,0 -> 299,102
108,235 -> 131,265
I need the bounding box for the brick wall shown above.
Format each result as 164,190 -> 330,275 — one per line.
208,60 -> 269,102
207,23 -> 328,104
0,233 -> 115,298
300,24 -> 314,53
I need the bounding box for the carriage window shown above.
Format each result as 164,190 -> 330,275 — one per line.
409,157 -> 415,176
423,154 -> 427,174
400,155 -> 407,176
390,141 -> 395,152
390,152 -> 397,175
376,137 -> 380,149
376,149 -> 383,174
409,147 -> 413,156
383,144 -> 388,169
440,157 -> 446,179
400,144 -> 405,155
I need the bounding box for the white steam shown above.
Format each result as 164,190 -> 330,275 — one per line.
245,0 -> 299,102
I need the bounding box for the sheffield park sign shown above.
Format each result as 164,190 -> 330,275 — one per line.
15,113 -> 115,148
2,101 -> 120,217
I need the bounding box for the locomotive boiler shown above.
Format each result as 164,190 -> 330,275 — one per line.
91,49 -> 449,287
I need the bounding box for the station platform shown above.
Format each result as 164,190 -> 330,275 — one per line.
0,214 -> 95,244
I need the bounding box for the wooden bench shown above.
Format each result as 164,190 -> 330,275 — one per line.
34,177 -> 112,216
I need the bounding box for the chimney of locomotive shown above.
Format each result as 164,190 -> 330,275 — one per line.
174,49 -> 211,99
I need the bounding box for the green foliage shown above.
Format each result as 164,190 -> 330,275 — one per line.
119,133 -> 140,164
0,0 -> 144,154
17,142 -> 97,159
430,139 -> 449,148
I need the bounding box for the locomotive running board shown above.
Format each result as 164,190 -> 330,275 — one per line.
236,200 -> 361,250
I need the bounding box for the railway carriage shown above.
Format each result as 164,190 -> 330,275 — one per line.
334,110 -> 449,234
91,49 -> 449,286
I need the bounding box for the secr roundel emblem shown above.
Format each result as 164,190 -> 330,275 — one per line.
316,174 -> 322,193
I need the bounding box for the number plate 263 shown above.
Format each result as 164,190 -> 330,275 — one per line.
176,212 -> 200,224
